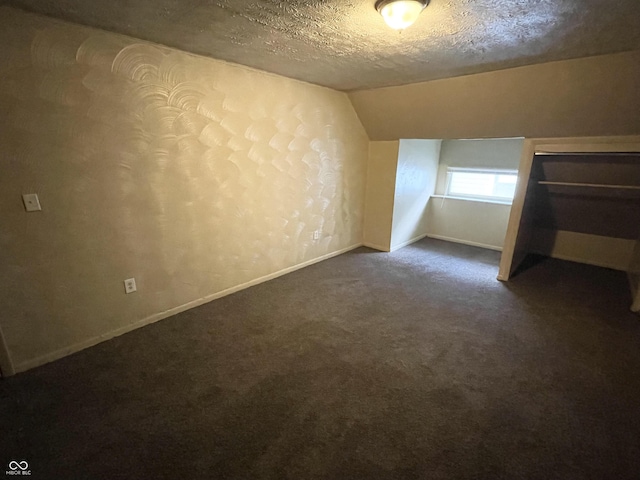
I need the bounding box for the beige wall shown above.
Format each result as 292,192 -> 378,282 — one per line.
390,140 -> 440,251
349,51 -> 640,141
0,7 -> 368,372
529,229 -> 636,271
435,138 -> 523,193
363,141 -> 399,251
426,200 -> 512,251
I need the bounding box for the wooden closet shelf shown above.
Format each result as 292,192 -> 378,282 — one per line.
537,181 -> 640,190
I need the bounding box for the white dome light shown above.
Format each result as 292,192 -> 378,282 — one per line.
376,0 -> 428,31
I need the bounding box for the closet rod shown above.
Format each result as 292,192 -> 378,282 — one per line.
537,181 -> 640,190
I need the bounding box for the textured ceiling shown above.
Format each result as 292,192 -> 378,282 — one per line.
4,0 -> 640,91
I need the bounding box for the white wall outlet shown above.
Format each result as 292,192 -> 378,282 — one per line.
313,230 -> 320,240
22,193 -> 41,212
124,278 -> 137,294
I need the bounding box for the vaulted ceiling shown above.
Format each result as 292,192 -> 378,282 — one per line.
4,0 -> 640,91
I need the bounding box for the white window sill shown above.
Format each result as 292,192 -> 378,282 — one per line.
430,195 -> 513,206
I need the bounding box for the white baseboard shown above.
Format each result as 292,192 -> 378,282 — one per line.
0,324 -> 15,377
390,232 -> 430,252
426,234 -> 503,252
13,243 -> 363,374
363,242 -> 390,252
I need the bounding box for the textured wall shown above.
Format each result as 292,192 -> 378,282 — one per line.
363,141 -> 398,252
349,50 -> 640,140
0,8 -> 368,371
390,140 -> 440,251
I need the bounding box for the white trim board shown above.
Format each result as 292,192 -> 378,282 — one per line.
363,242 -> 391,252
12,243 -> 363,375
430,195 -> 513,206
629,273 -> 640,313
390,233 -> 430,252
0,324 -> 15,377
426,234 -> 503,252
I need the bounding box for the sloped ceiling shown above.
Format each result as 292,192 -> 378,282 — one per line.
3,0 -> 640,91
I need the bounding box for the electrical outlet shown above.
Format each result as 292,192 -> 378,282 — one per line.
313,230 -> 320,240
124,278 -> 137,294
22,193 -> 41,212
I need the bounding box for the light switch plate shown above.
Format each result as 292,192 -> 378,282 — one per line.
22,193 -> 41,212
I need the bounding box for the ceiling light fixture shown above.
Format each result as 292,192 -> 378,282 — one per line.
376,0 -> 429,31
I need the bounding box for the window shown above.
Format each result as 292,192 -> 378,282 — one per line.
445,168 -> 518,203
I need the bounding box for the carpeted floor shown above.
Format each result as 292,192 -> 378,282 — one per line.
1,238 -> 640,479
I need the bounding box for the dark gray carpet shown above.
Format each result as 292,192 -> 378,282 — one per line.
2,238 -> 640,479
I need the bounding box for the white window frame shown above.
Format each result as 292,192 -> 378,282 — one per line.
443,167 -> 518,204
